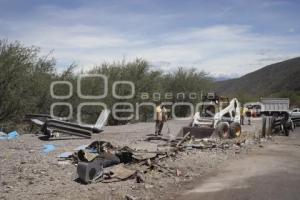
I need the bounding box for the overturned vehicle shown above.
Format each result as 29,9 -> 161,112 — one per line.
24,109 -> 110,139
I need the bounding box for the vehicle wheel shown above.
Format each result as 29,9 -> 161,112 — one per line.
230,122 -> 242,138
280,124 -> 284,134
216,122 -> 230,139
285,129 -> 290,136
43,128 -> 52,139
291,121 -> 295,132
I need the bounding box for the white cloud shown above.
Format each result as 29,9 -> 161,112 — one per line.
288,28 -> 295,33
48,25 -> 300,75
125,25 -> 300,75
0,3 -> 299,77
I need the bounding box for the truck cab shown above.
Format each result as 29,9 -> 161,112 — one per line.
290,108 -> 300,126
290,108 -> 300,117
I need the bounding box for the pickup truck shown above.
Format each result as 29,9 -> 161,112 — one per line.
290,108 -> 300,126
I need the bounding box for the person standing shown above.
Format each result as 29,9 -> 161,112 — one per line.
155,103 -> 167,135
245,107 -> 251,125
240,106 -> 244,125
243,106 -> 251,125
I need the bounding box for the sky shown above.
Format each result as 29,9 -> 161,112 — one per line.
0,0 -> 299,77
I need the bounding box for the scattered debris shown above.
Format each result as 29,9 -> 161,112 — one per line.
58,152 -> 73,159
0,115 -> 276,200
73,145 -> 88,151
101,164 -> 136,183
176,132 -> 191,147
144,183 -> 154,189
24,109 -> 110,139
0,131 -> 19,140
0,131 -> 6,136
176,169 -> 182,177
132,152 -> 157,161
135,171 -> 145,183
42,144 -> 56,154
57,160 -> 71,165
77,150 -> 98,162
18,113 -> 268,195
125,194 -> 138,200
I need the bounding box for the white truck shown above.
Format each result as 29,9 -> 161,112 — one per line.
260,98 -> 290,114
290,108 -> 300,126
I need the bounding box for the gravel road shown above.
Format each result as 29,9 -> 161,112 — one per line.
169,126 -> 300,200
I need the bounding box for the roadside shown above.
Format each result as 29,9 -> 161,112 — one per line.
167,127 -> 300,200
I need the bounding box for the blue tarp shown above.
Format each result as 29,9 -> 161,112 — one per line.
43,144 -> 56,154
0,131 -> 19,140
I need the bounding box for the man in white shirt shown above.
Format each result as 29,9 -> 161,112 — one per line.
155,103 -> 167,135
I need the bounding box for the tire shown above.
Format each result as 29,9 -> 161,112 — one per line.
281,124 -> 290,136
285,129 -> 290,136
230,122 -> 242,138
291,121 -> 295,132
216,122 -> 230,139
43,128 -> 52,139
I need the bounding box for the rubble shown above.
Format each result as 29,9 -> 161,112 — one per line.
42,144 -> 56,154
24,109 -> 110,139
101,164 -> 136,183
135,171 -> 145,183
0,131 -> 6,136
125,194 -> 138,200
0,118 -> 268,200
66,130 -> 257,185
0,131 -> 19,140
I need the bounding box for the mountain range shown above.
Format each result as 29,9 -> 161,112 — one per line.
215,57 -> 300,105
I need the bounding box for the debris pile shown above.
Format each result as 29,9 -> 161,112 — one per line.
24,110 -> 110,139
57,132 -> 256,185
0,131 -> 19,140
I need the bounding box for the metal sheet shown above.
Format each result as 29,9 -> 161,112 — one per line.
180,126 -> 214,138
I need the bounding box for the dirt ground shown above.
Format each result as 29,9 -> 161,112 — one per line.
0,119 -> 264,200
169,127 -> 300,200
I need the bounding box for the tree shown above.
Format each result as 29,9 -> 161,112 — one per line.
0,40 -> 55,128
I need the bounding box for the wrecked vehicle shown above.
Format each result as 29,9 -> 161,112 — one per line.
24,109 -> 110,139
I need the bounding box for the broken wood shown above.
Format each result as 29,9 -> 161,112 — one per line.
176,132 -> 191,147
135,170 -> 145,183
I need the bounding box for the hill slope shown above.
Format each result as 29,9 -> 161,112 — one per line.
216,57 -> 300,100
